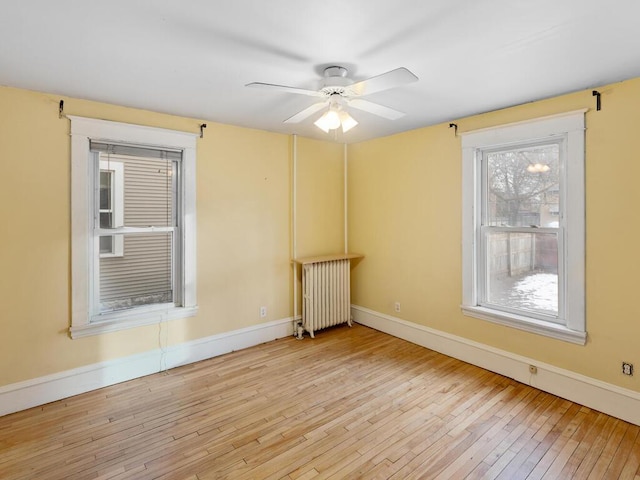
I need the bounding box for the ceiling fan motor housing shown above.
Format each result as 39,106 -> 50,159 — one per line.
321,66 -> 353,95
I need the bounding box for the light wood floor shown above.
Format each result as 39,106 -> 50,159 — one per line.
1,325 -> 639,480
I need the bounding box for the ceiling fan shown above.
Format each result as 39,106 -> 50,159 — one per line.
246,66 -> 418,133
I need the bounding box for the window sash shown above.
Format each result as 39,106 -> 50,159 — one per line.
476,137 -> 566,322
480,137 -> 565,229
94,231 -> 177,316
478,226 -> 564,323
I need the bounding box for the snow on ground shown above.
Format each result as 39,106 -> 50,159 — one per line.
491,272 -> 558,315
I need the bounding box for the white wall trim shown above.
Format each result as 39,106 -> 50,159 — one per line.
459,108 -> 588,140
352,305 -> 640,426
0,317 -> 293,417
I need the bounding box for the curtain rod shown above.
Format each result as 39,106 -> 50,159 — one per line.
58,99 -> 207,138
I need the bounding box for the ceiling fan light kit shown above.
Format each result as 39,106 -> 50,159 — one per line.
247,65 -> 418,135
314,95 -> 359,133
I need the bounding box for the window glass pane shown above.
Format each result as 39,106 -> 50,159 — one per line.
486,144 -> 560,227
484,231 -> 558,318
100,171 -> 112,210
99,212 -> 112,229
99,233 -> 173,312
99,235 -> 113,254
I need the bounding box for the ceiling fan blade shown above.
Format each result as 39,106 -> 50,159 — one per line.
246,82 -> 323,97
284,102 -> 327,123
347,67 -> 418,97
348,99 -> 405,120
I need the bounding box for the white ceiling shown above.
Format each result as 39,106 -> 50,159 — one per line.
2,0 -> 640,143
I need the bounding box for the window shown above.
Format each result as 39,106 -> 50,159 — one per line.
70,117 -> 197,338
461,111 -> 586,344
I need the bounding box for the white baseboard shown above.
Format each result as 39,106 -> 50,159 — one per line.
0,317 -> 294,417
352,305 -> 640,426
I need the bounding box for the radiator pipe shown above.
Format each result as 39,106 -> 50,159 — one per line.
292,134 -> 300,336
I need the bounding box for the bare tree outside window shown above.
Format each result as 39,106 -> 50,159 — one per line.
486,143 -> 560,228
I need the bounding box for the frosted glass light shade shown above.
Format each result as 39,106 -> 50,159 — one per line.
340,111 -> 358,133
314,109 -> 341,132
314,107 -> 358,133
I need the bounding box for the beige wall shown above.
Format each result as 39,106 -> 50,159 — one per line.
0,86 -> 345,386
295,137 -> 345,258
348,77 -> 640,392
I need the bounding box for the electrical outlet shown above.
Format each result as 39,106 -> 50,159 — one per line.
394,302 -> 401,313
622,362 -> 634,376
529,365 -> 537,374
260,306 -> 267,318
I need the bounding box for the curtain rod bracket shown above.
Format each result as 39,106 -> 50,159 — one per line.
592,90 -> 601,111
200,123 -> 207,138
449,123 -> 458,135
59,100 -> 64,119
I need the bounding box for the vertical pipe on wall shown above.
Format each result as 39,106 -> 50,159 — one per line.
344,143 -> 348,254
292,135 -> 298,321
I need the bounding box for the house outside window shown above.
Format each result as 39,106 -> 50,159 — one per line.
461,111 -> 586,344
70,117 -> 198,338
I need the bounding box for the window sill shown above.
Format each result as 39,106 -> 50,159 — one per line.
69,305 -> 198,339
461,305 -> 586,345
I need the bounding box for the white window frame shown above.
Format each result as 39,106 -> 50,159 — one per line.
461,110 -> 586,345
98,160 -> 124,258
70,116 -> 198,338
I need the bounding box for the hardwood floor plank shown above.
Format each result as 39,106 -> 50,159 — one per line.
617,429 -> 640,480
554,410 -> 608,478
571,416 -> 620,479
603,424 -> 640,479
492,396 -> 570,480
515,402 -> 584,479
586,419 -> 630,479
